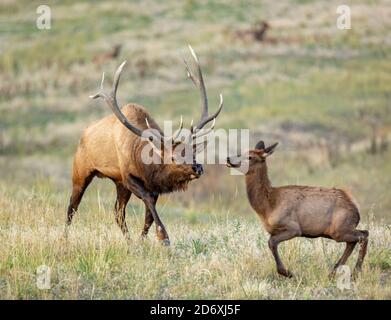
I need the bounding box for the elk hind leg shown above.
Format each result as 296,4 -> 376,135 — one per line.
331,229 -> 368,277
354,230 -> 369,274
114,182 -> 132,240
330,242 -> 356,278
66,170 -> 95,227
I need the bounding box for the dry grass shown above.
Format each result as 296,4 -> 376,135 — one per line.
0,180 -> 390,299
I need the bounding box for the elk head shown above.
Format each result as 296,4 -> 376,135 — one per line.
89,46 -> 223,189
226,141 -> 279,174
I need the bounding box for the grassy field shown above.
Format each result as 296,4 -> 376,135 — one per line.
1,181 -> 391,299
0,0 -> 390,299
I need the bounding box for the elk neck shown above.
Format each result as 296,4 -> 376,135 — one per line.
141,162 -> 191,194
245,162 -> 272,215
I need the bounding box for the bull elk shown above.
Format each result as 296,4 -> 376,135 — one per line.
66,46 -> 223,245
226,141 -> 368,278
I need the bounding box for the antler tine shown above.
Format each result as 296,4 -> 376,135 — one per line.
184,46 -> 223,133
188,45 -> 208,124
89,61 -> 143,137
183,58 -> 198,87
111,60 -> 127,98
89,72 -> 106,99
196,93 -> 223,131
145,117 -> 152,129
170,116 -> 184,142
145,117 -> 164,142
100,71 -> 105,89
145,116 -> 184,143
194,117 -> 216,139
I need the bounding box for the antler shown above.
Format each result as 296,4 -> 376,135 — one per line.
91,60 -> 184,146
183,45 -> 224,134
90,47 -> 223,154
145,116 -> 184,143
89,61 -> 144,137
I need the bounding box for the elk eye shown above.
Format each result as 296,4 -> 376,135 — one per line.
248,156 -> 253,161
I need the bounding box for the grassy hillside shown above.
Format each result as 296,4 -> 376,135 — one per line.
0,0 -> 390,299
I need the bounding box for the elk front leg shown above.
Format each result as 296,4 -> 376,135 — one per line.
125,175 -> 169,245
268,229 -> 299,278
141,194 -> 158,237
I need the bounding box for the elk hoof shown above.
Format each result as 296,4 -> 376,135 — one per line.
161,239 -> 171,246
278,269 -> 293,278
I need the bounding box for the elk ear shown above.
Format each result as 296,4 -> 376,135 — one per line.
262,142 -> 279,158
255,140 -> 265,150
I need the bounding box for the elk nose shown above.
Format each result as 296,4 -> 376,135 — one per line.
192,164 -> 204,175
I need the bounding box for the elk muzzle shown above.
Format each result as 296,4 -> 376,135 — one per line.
191,163 -> 204,177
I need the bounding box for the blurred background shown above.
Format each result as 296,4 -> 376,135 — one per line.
1,0 -> 390,223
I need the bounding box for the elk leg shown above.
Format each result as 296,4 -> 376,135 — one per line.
331,229 -> 369,278
114,182 -> 132,240
330,242 -> 357,278
125,175 -> 169,245
268,230 -> 299,278
141,194 -> 158,237
66,172 -> 95,227
353,230 -> 369,275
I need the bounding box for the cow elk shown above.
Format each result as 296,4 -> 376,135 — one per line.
66,46 -> 223,245
226,141 -> 368,278
236,21 -> 270,43
93,44 -> 122,65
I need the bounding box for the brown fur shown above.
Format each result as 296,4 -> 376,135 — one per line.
227,141 -> 368,278
67,104 -> 202,244
67,48 -> 222,245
